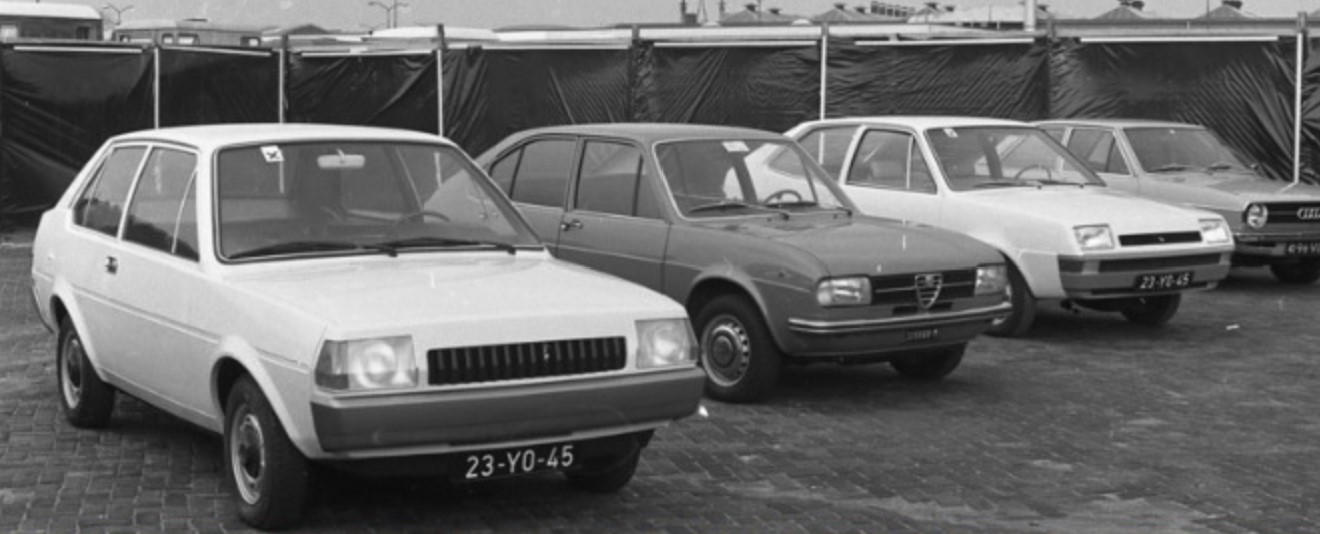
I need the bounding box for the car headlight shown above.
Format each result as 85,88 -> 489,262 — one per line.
1199,218 -> 1232,244
1074,224 -> 1115,251
975,264 -> 1008,296
816,276 -> 872,307
1244,203 -> 1268,229
636,319 -> 697,370
315,336 -> 417,391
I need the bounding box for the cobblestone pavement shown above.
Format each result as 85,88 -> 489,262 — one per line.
2,234 -> 1319,533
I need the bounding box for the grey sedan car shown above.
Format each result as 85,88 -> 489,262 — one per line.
477,124 -> 1013,402
1039,119 -> 1320,284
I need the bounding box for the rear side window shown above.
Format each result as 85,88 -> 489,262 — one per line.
507,139 -> 575,208
796,126 -> 856,179
123,148 -> 199,260
74,146 -> 147,237
575,141 -> 647,218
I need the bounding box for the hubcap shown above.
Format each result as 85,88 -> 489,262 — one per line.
60,337 -> 85,409
230,411 -> 266,505
702,316 -> 751,386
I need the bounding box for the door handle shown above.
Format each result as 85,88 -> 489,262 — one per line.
104,256 -> 118,274
560,219 -> 583,231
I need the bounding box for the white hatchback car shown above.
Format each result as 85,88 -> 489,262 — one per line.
29,124 -> 705,529
787,117 -> 1236,336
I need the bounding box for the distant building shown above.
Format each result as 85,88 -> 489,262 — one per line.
811,3 -> 904,24
1095,1 -> 1161,21
908,3 -> 1057,30
112,18 -> 269,47
1196,0 -> 1256,20
0,1 -> 101,41
719,4 -> 806,26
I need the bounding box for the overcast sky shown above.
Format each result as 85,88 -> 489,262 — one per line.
79,0 -> 1320,31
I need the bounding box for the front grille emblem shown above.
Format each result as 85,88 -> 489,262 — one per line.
914,273 -> 943,310
1298,207 -> 1320,221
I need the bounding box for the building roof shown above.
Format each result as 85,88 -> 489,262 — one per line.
720,6 -> 806,26
0,1 -> 101,21
907,5 -> 1057,25
811,4 -> 903,24
1196,4 -> 1257,20
1094,6 -> 1162,20
115,19 -> 271,33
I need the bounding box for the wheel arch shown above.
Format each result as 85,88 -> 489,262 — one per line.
208,338 -> 318,456
684,276 -> 788,352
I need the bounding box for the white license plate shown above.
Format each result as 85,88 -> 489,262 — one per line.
463,443 -> 576,480
1284,242 -> 1320,255
1134,271 -> 1192,291
904,328 -> 940,343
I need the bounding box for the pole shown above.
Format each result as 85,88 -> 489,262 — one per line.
152,45 -> 160,128
818,24 -> 828,121
279,35 -> 288,124
435,24 -> 445,136
1024,0 -> 1037,33
1295,11 -> 1307,184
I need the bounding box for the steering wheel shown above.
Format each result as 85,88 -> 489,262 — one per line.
1013,164 -> 1054,182
764,189 -> 804,205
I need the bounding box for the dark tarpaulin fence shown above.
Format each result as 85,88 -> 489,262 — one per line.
1049,38 -> 1297,182
826,40 -> 1051,120
287,52 -> 438,133
0,46 -> 153,220
633,42 -> 820,134
159,48 -> 279,127
443,46 -> 632,157
1300,39 -> 1320,183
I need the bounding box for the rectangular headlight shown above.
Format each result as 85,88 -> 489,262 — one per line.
315,336 -> 418,392
1200,218 -> 1232,244
975,264 -> 1008,296
636,319 -> 697,370
816,276 -> 872,307
1074,224 -> 1115,251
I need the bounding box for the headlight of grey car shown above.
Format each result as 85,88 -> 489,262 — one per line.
975,264 -> 1008,296
816,276 -> 872,307
1244,204 -> 1268,229
315,336 -> 418,392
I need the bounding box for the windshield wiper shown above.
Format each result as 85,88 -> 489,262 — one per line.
972,181 -> 1031,189
687,200 -> 758,214
1207,161 -> 1238,171
762,200 -> 820,209
374,236 -> 517,255
1151,163 -> 1191,173
227,240 -> 375,260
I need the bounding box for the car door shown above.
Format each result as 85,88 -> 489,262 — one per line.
105,145 -> 215,417
555,138 -> 669,293
488,136 -> 578,253
837,128 -> 943,225
1065,127 -> 1138,194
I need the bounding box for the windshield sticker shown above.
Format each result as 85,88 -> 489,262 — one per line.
723,141 -> 750,153
261,145 -> 284,163
942,128 -> 958,138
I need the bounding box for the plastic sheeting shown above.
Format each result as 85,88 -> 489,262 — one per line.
160,48 -> 279,127
634,43 -> 820,134
443,46 -> 632,156
1300,39 -> 1320,183
0,46 -> 153,219
1050,39 -> 1296,182
826,40 -> 1050,120
287,52 -> 438,133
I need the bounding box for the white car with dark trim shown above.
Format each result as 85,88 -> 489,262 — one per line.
787,117 -> 1236,336
1038,119 -> 1320,285
29,124 -> 705,529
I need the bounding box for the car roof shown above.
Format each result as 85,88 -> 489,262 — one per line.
511,123 -> 786,144
108,123 -> 453,150
795,116 -> 1033,131
1035,118 -> 1203,130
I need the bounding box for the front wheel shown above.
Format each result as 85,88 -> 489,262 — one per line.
224,376 -> 309,530
1120,294 -> 1182,326
1270,260 -> 1320,285
57,317 -> 116,428
695,295 -> 782,403
986,263 -> 1036,338
890,344 -> 966,381
565,447 -> 641,493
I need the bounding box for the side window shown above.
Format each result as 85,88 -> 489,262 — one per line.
796,126 -> 856,179
575,141 -> 644,217
488,149 -> 521,194
124,148 -> 200,260
74,146 -> 148,237
509,139 -> 575,208
1104,134 -> 1130,175
1069,129 -> 1127,175
848,130 -> 934,193
1042,126 -> 1065,142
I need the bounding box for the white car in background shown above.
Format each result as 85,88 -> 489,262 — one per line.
29,124 -> 705,529
787,117 -> 1236,336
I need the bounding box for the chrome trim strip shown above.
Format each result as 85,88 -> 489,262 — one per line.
788,302 -> 1011,335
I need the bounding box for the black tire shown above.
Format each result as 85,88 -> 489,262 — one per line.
224,375 -> 309,531
1270,260 -> 1320,285
1120,294 -> 1182,326
695,295 -> 783,403
890,343 -> 966,381
57,317 -> 115,428
565,447 -> 641,493
986,262 -> 1036,338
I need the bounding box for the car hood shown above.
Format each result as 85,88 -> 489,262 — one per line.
1143,170 -> 1320,209
957,187 -> 1206,235
697,214 -> 1002,275
225,254 -> 681,334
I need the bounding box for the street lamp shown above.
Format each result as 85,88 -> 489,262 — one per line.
367,0 -> 408,29
102,3 -> 134,26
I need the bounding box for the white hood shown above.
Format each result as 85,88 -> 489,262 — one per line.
957,187 -> 1208,236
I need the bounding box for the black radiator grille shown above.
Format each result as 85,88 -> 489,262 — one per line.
1098,253 -> 1223,273
870,269 -> 977,306
1119,232 -> 1202,247
427,337 -> 627,386
1262,203 -> 1320,225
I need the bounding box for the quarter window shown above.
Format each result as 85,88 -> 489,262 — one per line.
575,141 -> 648,218
74,146 -> 147,237
847,130 -> 935,193
124,148 -> 199,260
508,139 -> 575,208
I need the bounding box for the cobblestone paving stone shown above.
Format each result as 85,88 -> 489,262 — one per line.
2,233 -> 1319,533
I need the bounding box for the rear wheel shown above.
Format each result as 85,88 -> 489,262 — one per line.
224,375 -> 309,530
1120,294 -> 1181,326
565,447 -> 641,493
890,343 -> 966,381
57,317 -> 115,428
986,263 -> 1036,338
695,295 -> 782,403
1270,260 -> 1320,285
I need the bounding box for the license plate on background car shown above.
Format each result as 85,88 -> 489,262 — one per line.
462,442 -> 576,480
1134,271 -> 1192,291
1284,242 -> 1320,256
905,328 -> 940,343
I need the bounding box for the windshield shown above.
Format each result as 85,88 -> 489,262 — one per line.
216,141 -> 540,261
927,126 -> 1104,191
1125,127 -> 1250,173
655,139 -> 848,218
